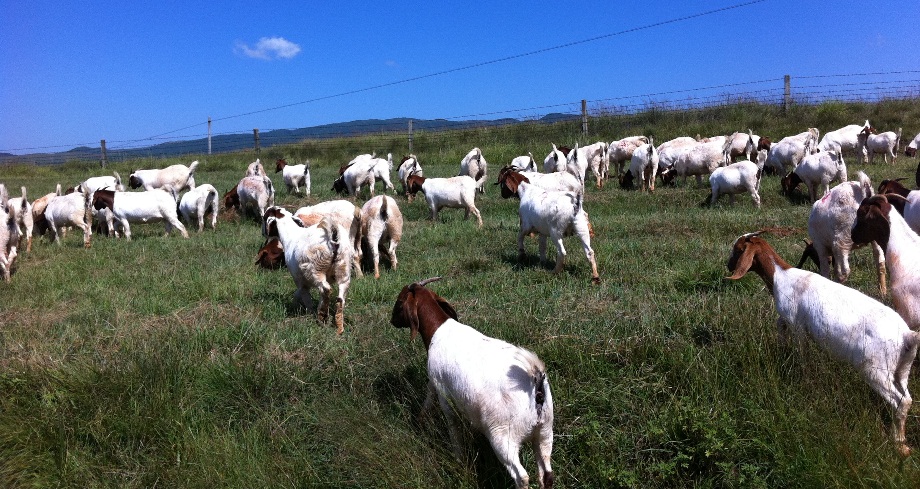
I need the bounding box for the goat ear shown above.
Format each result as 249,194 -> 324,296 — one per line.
726,241 -> 755,280
434,294 -> 458,321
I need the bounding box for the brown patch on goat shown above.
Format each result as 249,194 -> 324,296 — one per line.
128,173 -> 143,189
255,238 -> 285,269
758,137 -> 772,151
405,175 -> 426,197
223,186 -> 240,210
92,189 -> 115,211
495,167 -> 529,199
275,158 -> 287,173
877,179 -> 911,197
391,279 -> 458,348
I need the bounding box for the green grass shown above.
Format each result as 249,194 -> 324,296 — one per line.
2,99 -> 920,487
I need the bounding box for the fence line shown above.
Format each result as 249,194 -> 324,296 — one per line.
2,74 -> 919,166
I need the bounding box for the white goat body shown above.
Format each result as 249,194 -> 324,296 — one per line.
793,150 -> 847,201
179,184 -> 219,232
818,120 -> 872,164
609,136 -> 649,175
41,190 -> 92,248
510,153 -> 539,173
274,158 -> 310,195
629,139 -> 659,192
359,195 -> 403,279
861,129 -> 901,165
92,189 -> 189,240
294,200 -> 363,278
708,161 -> 761,208
764,129 -> 820,174
407,175 -> 483,227
397,155 -> 423,198
6,186 -> 33,252
458,147 -> 488,193
128,161 -> 199,191
0,186 -> 21,282
246,159 -> 267,177
674,139 -> 724,186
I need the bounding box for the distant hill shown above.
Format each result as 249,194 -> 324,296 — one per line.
0,115 -> 578,165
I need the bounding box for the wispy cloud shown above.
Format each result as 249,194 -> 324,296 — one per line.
235,37 -> 302,60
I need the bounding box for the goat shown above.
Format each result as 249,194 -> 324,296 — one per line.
92,189 -> 189,240
876,179 -> 920,235
727,231 -> 919,456
706,160 -> 761,208
264,207 -> 352,334
459,147 -> 488,194
128,161 -> 199,191
274,158 -> 311,195
674,139 -> 724,186
859,127 -> 902,165
781,150 -> 846,201
905,131 -> 920,157
609,136 -> 649,176
497,171 -> 599,283
359,195 -> 403,279
628,138 -> 659,192
542,144 -> 572,173
391,277 -> 554,488
225,176 -> 275,220
398,154 -> 423,200
6,186 -> 33,252
510,153 -> 539,173
494,166 -> 581,196
818,120 -> 873,165
851,194 -> 920,330
255,237 -> 285,270
38,189 -> 92,248
576,141 -> 609,188
764,129 -> 820,174
723,129 -> 771,163
292,200 -> 363,278
406,174 -> 483,227
178,184 -> 219,232
655,136 -> 697,174
0,186 -> 21,282
796,172 -> 886,295
332,158 -> 376,198
246,158 -> 267,177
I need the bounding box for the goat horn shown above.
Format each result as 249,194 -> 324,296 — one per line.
416,276 -> 443,287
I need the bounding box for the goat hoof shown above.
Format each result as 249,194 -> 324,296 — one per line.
899,444 -> 912,457
591,276 -> 601,284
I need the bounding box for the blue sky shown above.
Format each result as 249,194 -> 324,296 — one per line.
1,0 -> 918,155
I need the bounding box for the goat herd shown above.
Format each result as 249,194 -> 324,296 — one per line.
2,123 -> 920,487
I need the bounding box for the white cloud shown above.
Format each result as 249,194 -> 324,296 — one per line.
235,37 -> 302,60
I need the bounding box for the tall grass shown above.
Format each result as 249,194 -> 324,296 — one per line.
1,100 -> 920,487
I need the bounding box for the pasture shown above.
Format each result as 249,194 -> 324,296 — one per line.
2,100 -> 920,487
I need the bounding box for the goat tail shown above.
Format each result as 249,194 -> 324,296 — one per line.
896,331 -> 920,389
113,171 -> 122,187
856,171 -> 873,197
897,127 -> 903,153
573,191 -> 584,218
380,194 -> 389,221
188,160 -> 200,175
515,348 -> 550,417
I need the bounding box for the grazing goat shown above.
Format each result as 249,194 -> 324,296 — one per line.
818,120 -> 873,164
727,231 -> 919,456
274,158 -> 311,195
498,171 -> 599,283
79,171 -> 125,194
225,176 -> 275,220
495,167 -> 581,196
628,138 -> 659,192
246,159 -> 267,177
128,161 -> 199,191
359,195 -> 403,279
797,172 -> 886,295
876,179 -> 920,234
576,141 -> 609,188
39,189 -> 92,248
609,136 -> 649,176
859,127 -> 901,165
724,130 -> 771,163
510,153 -> 539,173
92,189 -> 189,240
781,150 -> 846,201
458,147 -> 488,194
292,200 -> 363,278
764,129 -> 820,174
397,154 -> 423,199
706,160 -> 761,208
0,186 -> 21,282
905,131 -> 920,157
264,207 -> 352,334
655,136 -> 697,173
391,277 -> 554,488
406,174 -> 483,227
851,194 -> 920,330
7,186 -> 34,252
674,139 -> 724,186
332,158 -> 376,197
178,184 -> 219,232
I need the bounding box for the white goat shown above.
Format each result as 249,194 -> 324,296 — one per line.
495,167 -> 581,196
674,139 -> 724,186
851,194 -> 920,330
764,129 -> 820,174
128,161 -> 199,191
510,153 -> 539,173
359,195 -> 403,279
656,137 -> 697,173
543,144 -> 570,174
332,158 -> 376,197
782,150 -> 846,201
264,207 -> 353,334
818,120 -> 872,164
609,136 -> 649,176
798,172 -> 886,295
860,128 -> 901,165
497,171 -> 599,283
0,186 -> 21,282
246,158 -> 267,177
727,232 -> 919,456
6,186 -> 34,252
405,174 -> 483,227
397,154 -> 423,199
577,141 -> 609,188
391,277 -> 554,489
39,189 -> 92,248
79,171 -> 125,193
723,130 -> 771,163
293,200 -> 363,278
629,138 -> 659,192
224,176 -> 275,220
369,153 -> 395,194
707,160 -> 761,208
458,147 -> 488,193
178,184 -> 219,232
905,131 -> 920,157
92,188 -> 189,240
274,158 -> 310,195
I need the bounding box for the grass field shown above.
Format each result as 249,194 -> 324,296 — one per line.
2,100 -> 920,487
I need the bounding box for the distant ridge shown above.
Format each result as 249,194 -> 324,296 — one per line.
1,114 -> 578,165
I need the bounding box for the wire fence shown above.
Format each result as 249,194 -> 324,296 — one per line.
3,72 -> 919,166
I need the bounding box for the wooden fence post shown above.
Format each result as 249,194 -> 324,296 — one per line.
253,128 -> 260,154
408,119 -> 414,153
100,139 -> 107,168
208,117 -> 212,155
783,75 -> 791,113
581,99 -> 588,137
